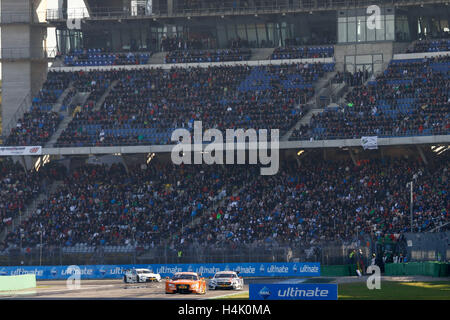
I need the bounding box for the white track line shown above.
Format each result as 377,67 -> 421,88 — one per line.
207,291 -> 249,300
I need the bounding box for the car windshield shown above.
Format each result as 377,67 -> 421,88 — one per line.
172,274 -> 198,280
215,273 -> 236,278
137,270 -> 150,274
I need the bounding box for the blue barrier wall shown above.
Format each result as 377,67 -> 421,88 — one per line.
249,283 -> 338,300
0,262 -> 320,280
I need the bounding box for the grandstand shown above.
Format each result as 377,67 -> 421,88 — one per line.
0,0 -> 448,274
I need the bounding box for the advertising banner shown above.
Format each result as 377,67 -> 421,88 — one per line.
361,136 -> 378,150
0,262 -> 320,280
0,146 -> 42,156
249,283 -> 338,300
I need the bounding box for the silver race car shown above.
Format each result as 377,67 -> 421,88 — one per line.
208,271 -> 244,290
123,268 -> 161,283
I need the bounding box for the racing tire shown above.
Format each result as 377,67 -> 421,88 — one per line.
202,284 -> 207,295
123,276 -> 128,283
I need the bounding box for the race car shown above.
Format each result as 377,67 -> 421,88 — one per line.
165,272 -> 207,294
123,268 -> 161,283
208,271 -> 244,290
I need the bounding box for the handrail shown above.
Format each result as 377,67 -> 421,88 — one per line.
428,222 -> 450,233
0,47 -> 59,60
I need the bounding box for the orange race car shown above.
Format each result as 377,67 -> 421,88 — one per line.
165,272 -> 207,294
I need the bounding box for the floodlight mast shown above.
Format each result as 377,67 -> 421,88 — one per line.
408,181 -> 413,232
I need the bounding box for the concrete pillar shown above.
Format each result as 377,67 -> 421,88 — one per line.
348,148 -> 357,166
1,0 -> 48,138
167,0 -> 173,15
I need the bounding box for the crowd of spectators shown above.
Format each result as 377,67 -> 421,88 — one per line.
64,48 -> 151,67
0,159 -> 65,231
284,34 -> 336,46
160,35 -> 251,63
54,62 -> 331,147
160,36 -> 218,52
407,38 -> 450,53
2,154 -> 447,249
164,48 -> 252,64
1,162 -> 249,248
177,156 -> 449,248
271,45 -> 334,60
4,71 -> 72,146
290,56 -> 450,141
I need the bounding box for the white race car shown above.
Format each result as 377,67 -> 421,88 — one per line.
123,268 -> 161,283
208,271 -> 244,290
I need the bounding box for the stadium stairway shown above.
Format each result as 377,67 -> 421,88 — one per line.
250,48 -> 275,60
138,183 -> 250,257
51,82 -> 75,113
0,179 -> 63,243
284,107 -> 325,141
284,59 -> 398,141
168,174 -> 260,247
282,70 -> 337,141
49,56 -> 65,68
147,51 -> 167,64
94,80 -> 119,111
135,188 -> 237,262
44,91 -> 92,148
283,71 -> 379,141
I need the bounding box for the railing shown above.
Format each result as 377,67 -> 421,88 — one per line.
293,129 -> 450,141
0,47 -> 59,60
404,232 -> 449,262
0,240 -> 372,267
428,222 -> 450,233
44,0 -> 445,21
1,233 -> 447,267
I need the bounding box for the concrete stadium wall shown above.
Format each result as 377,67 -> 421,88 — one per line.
0,274 -> 36,291
0,0 -> 48,135
334,42 -> 393,72
1,0 -> 31,13
1,61 -> 32,131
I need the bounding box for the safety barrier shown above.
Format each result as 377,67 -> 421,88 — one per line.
0,274 -> 36,291
384,262 -> 449,277
321,264 -> 358,277
0,262 -> 320,280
